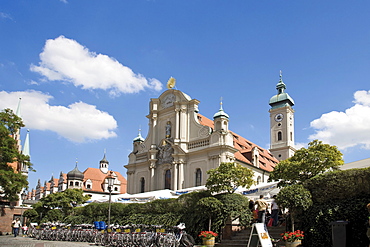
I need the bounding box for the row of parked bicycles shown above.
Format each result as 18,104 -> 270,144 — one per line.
28,222 -> 195,247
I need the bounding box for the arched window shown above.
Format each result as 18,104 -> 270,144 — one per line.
69,181 -> 73,186
164,170 -> 171,190
277,131 -> 282,141
114,187 -> 118,192
257,176 -> 261,185
140,177 -> 145,193
86,184 -> 91,189
195,169 -> 202,186
75,182 -> 79,186
215,121 -> 221,130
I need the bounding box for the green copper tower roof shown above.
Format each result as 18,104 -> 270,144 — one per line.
22,129 -> 30,157
269,71 -> 295,109
133,129 -> 145,143
213,99 -> 229,119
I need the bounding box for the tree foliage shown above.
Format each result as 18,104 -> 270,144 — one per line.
0,108 -> 32,201
34,189 -> 90,222
276,184 -> 312,231
297,168 -> 370,246
196,197 -> 222,230
206,162 -> 254,194
305,167 -> 370,203
277,184 -> 312,211
23,208 -> 39,222
269,140 -> 343,187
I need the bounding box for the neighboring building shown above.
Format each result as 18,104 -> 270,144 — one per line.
125,75 -> 294,194
33,153 -> 127,202
340,157 -> 370,170
0,98 -> 31,235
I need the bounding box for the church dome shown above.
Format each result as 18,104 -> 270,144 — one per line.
133,130 -> 145,143
213,102 -> 229,119
269,72 -> 294,109
269,93 -> 295,108
100,154 -> 109,164
67,165 -> 84,180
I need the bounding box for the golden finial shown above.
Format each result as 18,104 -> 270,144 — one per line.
167,77 -> 176,89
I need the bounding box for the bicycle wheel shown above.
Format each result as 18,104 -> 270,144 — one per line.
180,234 -> 195,247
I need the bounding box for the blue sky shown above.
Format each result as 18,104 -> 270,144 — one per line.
1,1 -> 370,190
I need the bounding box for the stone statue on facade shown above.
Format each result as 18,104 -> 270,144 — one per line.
157,139 -> 174,165
165,121 -> 171,138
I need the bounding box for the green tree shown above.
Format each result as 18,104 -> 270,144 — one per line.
206,162 -> 254,194
196,197 -> 222,231
215,193 -> 252,227
45,209 -> 64,222
0,108 -> 33,201
269,140 -> 343,187
36,189 -> 90,221
276,184 -> 312,232
23,208 -> 39,223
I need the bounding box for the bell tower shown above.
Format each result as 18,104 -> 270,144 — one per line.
269,71 -> 295,161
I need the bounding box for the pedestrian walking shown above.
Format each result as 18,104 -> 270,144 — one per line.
271,195 -> 279,226
255,195 -> 268,224
22,224 -> 28,236
11,218 -> 21,237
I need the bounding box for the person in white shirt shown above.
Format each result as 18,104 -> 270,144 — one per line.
271,195 -> 279,226
12,218 -> 21,237
22,224 -> 28,236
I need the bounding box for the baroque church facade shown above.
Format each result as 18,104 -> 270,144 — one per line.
125,75 -> 295,194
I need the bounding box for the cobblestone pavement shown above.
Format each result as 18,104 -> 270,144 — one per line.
0,235 -> 93,247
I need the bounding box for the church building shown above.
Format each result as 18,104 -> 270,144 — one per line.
125,74 -> 295,194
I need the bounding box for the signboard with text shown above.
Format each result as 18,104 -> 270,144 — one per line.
247,223 -> 273,247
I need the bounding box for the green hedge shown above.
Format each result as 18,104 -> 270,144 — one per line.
305,168 -> 370,203
61,191 -> 251,243
299,167 -> 370,246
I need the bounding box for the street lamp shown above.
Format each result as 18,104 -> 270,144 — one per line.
20,190 -> 27,235
106,171 -> 115,229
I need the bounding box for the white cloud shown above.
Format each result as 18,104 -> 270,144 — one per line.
309,90 -> 370,150
294,142 -> 306,150
0,12 -> 13,21
30,36 -> 162,96
0,90 -> 117,143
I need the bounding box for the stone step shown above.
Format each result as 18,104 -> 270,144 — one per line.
214,226 -> 286,247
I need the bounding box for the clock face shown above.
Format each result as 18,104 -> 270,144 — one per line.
274,113 -> 284,122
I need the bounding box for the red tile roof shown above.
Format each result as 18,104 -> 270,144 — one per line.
197,114 -> 278,171
45,182 -> 51,190
60,173 -> 67,183
52,178 -> 59,187
83,168 -> 127,194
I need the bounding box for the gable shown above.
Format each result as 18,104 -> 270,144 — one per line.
197,113 -> 278,172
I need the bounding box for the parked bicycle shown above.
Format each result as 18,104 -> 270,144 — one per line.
30,222 -> 195,247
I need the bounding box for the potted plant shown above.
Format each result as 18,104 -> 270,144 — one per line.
199,231 -> 218,246
280,230 -> 304,247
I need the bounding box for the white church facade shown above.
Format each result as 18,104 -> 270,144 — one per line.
125,75 -> 295,194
